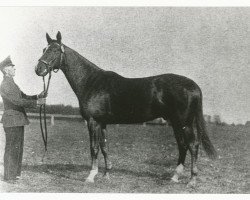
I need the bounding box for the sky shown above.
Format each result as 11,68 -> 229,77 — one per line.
0,7 -> 249,124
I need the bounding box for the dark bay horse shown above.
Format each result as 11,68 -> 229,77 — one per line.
35,32 -> 217,186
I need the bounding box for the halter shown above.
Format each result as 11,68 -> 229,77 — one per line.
38,43 -> 65,152
38,43 -> 65,74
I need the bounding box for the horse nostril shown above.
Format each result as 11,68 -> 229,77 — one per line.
35,65 -> 40,75
35,65 -> 44,76
35,64 -> 48,77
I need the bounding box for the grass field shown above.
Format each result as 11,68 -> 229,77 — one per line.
0,120 -> 249,193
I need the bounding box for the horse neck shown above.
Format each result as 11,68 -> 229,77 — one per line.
61,45 -> 103,96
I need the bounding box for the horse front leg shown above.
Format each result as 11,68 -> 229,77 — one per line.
85,118 -> 101,183
100,125 -> 112,179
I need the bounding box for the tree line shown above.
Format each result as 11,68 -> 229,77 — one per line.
0,102 -> 80,115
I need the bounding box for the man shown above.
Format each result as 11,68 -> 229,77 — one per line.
0,56 -> 46,181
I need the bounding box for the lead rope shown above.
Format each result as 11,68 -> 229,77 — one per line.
40,71 -> 52,156
39,45 -> 64,162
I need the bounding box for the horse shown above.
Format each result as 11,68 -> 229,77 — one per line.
35,31 -> 217,187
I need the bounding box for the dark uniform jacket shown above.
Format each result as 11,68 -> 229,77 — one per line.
0,76 -> 37,127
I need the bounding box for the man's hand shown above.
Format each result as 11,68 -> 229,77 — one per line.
37,98 -> 46,105
38,91 -> 47,98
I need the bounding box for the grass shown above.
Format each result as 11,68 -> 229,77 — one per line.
0,120 -> 249,193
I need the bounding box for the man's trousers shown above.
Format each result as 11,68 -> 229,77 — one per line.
3,126 -> 24,180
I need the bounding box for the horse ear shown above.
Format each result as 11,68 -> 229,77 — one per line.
56,31 -> 62,44
46,33 -> 53,44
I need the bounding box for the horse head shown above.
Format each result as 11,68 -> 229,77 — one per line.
35,31 -> 65,76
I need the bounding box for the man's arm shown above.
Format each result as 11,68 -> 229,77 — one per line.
0,83 -> 37,108
21,91 -> 38,100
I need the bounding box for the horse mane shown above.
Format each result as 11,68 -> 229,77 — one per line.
60,44 -> 106,96
64,44 -> 103,73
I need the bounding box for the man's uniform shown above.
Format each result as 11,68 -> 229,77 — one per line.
0,56 -> 38,180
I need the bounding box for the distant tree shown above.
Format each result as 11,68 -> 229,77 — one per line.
213,115 -> 221,125
204,115 -> 211,123
221,122 -> 227,126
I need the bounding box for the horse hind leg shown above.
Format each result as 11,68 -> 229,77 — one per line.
171,125 -> 188,183
100,125 -> 112,179
183,125 -> 200,187
85,118 -> 101,183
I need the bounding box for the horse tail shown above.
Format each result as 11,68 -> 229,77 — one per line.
195,94 -> 217,160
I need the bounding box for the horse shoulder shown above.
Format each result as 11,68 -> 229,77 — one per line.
86,91 -> 111,117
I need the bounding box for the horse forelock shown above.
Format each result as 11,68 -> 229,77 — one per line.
42,42 -> 61,56
43,44 -> 50,54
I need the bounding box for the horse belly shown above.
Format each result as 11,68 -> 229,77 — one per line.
107,99 -> 162,124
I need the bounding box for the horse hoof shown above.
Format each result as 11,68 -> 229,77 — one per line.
171,175 -> 179,183
85,178 -> 95,183
187,179 -> 197,188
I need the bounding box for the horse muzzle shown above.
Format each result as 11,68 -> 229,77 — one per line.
35,62 -> 49,77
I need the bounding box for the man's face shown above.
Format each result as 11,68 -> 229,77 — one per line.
4,65 -> 16,77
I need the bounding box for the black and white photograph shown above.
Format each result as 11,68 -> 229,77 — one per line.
0,1 -> 249,197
